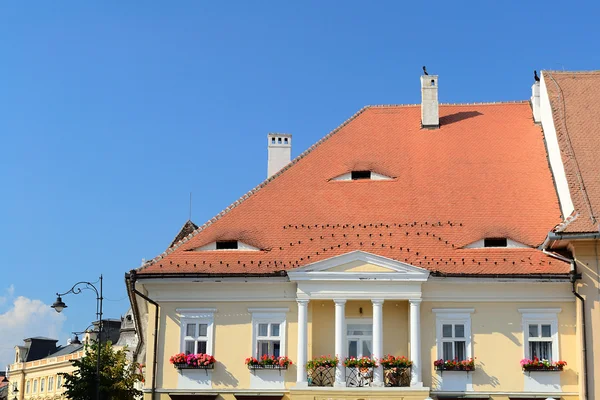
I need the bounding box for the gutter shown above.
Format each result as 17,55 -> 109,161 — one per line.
430,272 -> 570,280
542,238 -> 588,400
127,270 -> 160,400
543,231 -> 600,249
134,271 -> 287,279
125,275 -> 143,362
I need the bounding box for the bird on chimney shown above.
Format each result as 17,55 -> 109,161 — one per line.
423,66 -> 429,75
534,70 -> 540,82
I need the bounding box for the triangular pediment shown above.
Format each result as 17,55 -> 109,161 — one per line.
287,251 -> 430,282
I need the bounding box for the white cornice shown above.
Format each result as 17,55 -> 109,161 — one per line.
248,308 -> 289,313
518,308 -> 562,314
432,308 -> 475,314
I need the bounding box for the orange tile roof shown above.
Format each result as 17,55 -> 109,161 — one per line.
137,102 -> 568,276
544,71 -> 600,233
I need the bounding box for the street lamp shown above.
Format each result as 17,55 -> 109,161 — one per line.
71,334 -> 82,345
11,384 -> 19,400
51,275 -> 103,400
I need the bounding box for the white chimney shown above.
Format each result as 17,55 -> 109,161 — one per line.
531,81 -> 541,123
421,74 -> 439,128
267,133 -> 292,178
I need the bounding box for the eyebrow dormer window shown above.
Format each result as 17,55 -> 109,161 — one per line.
351,171 -> 371,180
331,171 -> 393,181
193,240 -> 260,251
484,238 -> 508,247
216,240 -> 238,250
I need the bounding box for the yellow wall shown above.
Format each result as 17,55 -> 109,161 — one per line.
309,300 -> 408,358
151,297 -> 579,394
573,240 -> 600,400
421,301 -> 578,392
155,301 -> 299,390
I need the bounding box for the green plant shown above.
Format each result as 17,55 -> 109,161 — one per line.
306,355 -> 338,369
61,341 -> 143,400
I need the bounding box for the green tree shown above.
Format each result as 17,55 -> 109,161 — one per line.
61,341 -> 143,400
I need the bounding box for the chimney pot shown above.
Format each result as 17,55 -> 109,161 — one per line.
267,133 -> 292,178
531,80 -> 541,123
421,75 -> 439,128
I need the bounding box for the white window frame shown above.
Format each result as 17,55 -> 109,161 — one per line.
48,376 -> 54,392
40,377 -> 45,392
26,380 -> 30,394
33,379 -> 37,393
346,318 -> 373,359
519,308 -> 560,361
57,375 -> 62,389
433,308 -> 474,361
177,308 -> 216,356
249,308 -> 288,359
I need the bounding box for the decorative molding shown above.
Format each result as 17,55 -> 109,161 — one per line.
433,308 -> 475,314
248,308 -> 289,313
519,308 -> 562,314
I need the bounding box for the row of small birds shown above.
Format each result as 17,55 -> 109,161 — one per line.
422,65 -> 540,82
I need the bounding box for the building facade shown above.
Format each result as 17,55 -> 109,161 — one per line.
128,72 -> 592,400
8,314 -> 138,400
534,70 -> 600,400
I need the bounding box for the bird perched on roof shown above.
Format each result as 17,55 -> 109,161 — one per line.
534,70 -> 540,82
423,66 -> 429,75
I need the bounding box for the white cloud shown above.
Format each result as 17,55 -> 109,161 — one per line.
0,286 -> 66,368
0,284 -> 15,306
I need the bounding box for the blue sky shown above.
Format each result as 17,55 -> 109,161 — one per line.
1,1 -> 599,366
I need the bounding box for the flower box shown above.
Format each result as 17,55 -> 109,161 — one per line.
169,353 -> 217,370
345,366 -> 374,387
383,367 -> 411,387
521,358 -> 566,372
173,363 -> 215,370
307,366 -> 335,387
247,364 -> 288,370
434,358 -> 475,372
245,356 -> 292,370
307,356 -> 338,387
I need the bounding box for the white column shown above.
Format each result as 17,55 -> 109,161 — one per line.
334,299 -> 346,387
409,299 -> 423,387
372,299 -> 384,386
296,299 -> 309,386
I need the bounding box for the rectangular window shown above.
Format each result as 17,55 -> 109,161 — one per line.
57,375 -> 62,389
346,320 -> 373,359
26,381 -> 30,394
183,322 -> 209,354
33,380 -> 37,393
40,378 -> 45,392
351,171 -> 371,180
484,238 -> 507,247
256,322 -> 282,357
48,376 -> 54,391
434,309 -> 474,362
441,323 -> 466,360
216,240 -> 238,250
178,309 -> 215,356
250,308 -> 288,360
520,308 -> 560,362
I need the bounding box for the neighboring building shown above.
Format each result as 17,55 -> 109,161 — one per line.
534,70 -> 600,400
127,72 -> 584,400
8,316 -> 138,400
0,371 -> 9,400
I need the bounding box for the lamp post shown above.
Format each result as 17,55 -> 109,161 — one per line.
51,275 -> 103,400
11,383 -> 19,400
